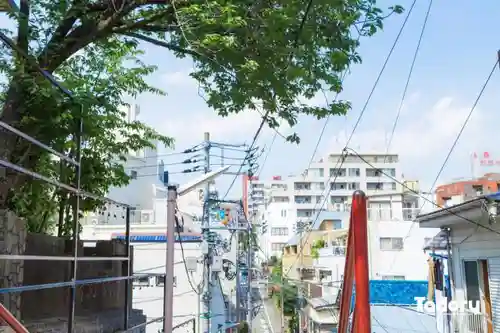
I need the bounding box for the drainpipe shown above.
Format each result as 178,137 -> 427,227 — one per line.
445,227 -> 455,333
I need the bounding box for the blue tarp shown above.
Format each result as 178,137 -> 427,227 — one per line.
349,280 -> 428,306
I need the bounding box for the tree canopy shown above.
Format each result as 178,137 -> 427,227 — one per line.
0,0 -> 402,231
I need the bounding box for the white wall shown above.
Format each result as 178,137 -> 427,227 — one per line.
368,220 -> 438,280
81,224 -> 204,333
132,242 -> 203,333
262,202 -> 296,258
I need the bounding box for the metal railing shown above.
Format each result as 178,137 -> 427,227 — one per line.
320,246 -> 346,256
82,209 -> 156,225
367,208 -> 420,221
443,311 -> 489,333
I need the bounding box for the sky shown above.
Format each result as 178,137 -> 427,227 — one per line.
2,0 -> 500,199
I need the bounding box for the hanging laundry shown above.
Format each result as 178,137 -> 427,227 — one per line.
427,257 -> 435,301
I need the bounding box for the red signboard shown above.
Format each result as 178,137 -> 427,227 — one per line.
249,176 -> 259,181
272,176 -> 282,180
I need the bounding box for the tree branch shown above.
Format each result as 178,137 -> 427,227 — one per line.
121,32 -> 201,58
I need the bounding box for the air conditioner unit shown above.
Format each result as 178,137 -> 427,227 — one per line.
140,210 -> 154,224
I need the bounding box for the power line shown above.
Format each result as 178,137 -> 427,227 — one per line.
282,0 -> 418,281
344,0 -> 417,149
222,0 -> 318,199
384,0 -> 433,158
345,147 -> 500,237
384,56 -> 499,272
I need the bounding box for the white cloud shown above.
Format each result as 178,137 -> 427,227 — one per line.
162,70 -> 196,86
161,109 -> 293,148
327,96 -> 483,159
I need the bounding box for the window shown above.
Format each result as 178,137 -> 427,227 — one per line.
271,243 -> 287,251
348,168 -> 360,177
381,275 -> 405,280
271,227 -> 289,236
281,209 -> 287,218
130,170 -> 138,179
423,237 -> 432,247
379,237 -> 404,251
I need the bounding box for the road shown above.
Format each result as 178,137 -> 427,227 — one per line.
252,284 -> 284,333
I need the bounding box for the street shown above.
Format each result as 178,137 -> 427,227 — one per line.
252,284 -> 284,333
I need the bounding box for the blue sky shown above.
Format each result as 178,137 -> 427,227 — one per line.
2,0 -> 500,198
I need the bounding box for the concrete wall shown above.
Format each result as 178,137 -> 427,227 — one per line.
0,210 -> 146,332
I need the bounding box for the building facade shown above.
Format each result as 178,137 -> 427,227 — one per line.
435,173 -> 500,207
281,192 -> 438,287
247,152 -> 411,233
417,191 -> 500,333
259,201 -> 297,260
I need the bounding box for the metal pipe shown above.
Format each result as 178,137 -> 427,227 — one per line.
337,210 -> 355,333
0,274 -> 158,293
163,185 -> 177,333
0,303 -> 29,333
352,190 -> 370,333
68,108 -> 83,333
0,120 -> 79,165
0,255 -> 130,261
123,206 -> 131,330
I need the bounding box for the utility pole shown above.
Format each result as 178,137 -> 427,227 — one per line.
235,229 -> 241,324
202,132 -> 212,333
298,226 -> 304,333
163,185 -> 177,333
280,273 -> 285,333
246,230 -> 253,330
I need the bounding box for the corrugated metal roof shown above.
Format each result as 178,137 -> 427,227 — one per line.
371,305 -> 438,333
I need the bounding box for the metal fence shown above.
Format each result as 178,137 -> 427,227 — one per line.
0,17 -> 158,333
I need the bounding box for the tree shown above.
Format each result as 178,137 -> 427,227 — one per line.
0,0 -> 402,226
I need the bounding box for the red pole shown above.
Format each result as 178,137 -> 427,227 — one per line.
0,303 -> 29,333
337,210 -> 355,333
352,190 -> 370,333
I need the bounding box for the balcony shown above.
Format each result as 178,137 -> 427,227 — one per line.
444,311 -> 489,333
367,208 -> 420,221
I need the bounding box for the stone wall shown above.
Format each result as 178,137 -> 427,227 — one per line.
0,210 -> 26,320
0,211 -> 145,332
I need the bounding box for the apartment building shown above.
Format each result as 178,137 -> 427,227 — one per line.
258,201 -> 297,261
282,191 -> 438,284
435,173 -> 500,207
247,152 -> 408,232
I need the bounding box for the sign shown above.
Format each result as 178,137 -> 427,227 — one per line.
112,233 -> 202,243
474,151 -> 500,166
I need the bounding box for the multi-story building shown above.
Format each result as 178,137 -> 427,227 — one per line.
282,190 -> 438,283
435,173 -> 500,207
248,152 -> 416,233
258,201 -> 297,261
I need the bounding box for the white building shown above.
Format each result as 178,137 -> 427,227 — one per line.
282,191 -> 439,285
416,191 -> 500,333
258,201 -> 297,260
80,208 -> 228,333
248,152 -> 415,232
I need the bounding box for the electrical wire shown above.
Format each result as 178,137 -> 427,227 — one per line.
344,0 -> 417,149
345,147 -> 500,236
222,0 -> 318,199
175,203 -> 204,295
383,0 -> 433,160
281,0 -> 418,282
381,57 -> 499,272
